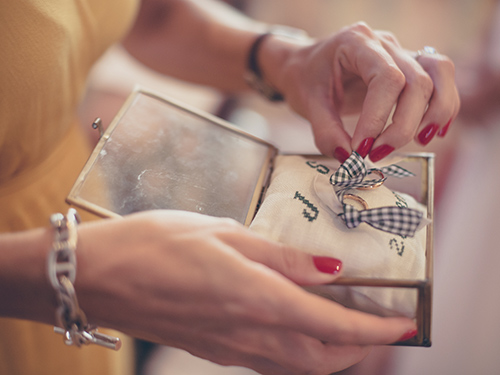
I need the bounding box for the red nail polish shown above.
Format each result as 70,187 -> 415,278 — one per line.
369,144 -> 395,163
356,137 -> 375,158
398,329 -> 418,342
418,124 -> 439,145
313,256 -> 342,275
438,119 -> 452,137
333,147 -> 350,163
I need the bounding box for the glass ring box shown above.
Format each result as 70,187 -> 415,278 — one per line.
67,88 -> 434,347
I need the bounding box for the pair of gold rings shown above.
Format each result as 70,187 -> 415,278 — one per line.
343,169 -> 385,209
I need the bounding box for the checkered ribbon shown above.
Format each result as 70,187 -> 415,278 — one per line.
331,152 -> 414,191
339,204 -> 423,237
331,152 -> 423,237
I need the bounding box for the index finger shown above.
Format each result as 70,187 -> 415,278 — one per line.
307,96 -> 353,162
348,46 -> 406,157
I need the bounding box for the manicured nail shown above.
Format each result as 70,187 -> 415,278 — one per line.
369,144 -> 395,163
333,147 -> 350,163
313,256 -> 342,275
398,329 -> 418,342
418,124 -> 439,145
438,119 -> 452,137
356,137 -> 375,158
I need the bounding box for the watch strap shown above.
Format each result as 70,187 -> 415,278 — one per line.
245,32 -> 284,102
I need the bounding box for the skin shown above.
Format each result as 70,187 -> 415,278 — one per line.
1,0 -> 461,373
123,0 -> 460,160
0,211 -> 416,374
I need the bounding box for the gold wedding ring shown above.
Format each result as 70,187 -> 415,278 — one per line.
343,194 -> 369,210
357,170 -> 384,190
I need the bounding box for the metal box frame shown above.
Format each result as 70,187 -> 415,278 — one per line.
68,88 -> 433,347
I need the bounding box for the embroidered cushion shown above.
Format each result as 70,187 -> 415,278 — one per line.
249,154 -> 428,318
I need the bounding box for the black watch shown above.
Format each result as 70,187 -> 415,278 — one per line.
244,26 -> 309,102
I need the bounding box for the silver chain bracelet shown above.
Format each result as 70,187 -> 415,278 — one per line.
47,208 -> 121,350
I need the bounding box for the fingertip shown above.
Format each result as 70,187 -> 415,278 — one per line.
437,118 -> 452,137
312,256 -> 343,276
333,147 -> 350,163
308,111 -> 352,160
417,123 -> 439,145
368,144 -> 395,163
388,318 -> 418,344
261,243 -> 343,286
397,328 -> 418,342
354,137 -> 375,159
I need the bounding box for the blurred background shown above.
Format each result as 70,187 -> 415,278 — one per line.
78,1 -> 500,374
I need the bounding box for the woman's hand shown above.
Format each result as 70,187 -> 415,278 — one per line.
261,22 -> 460,162
125,2 -> 459,164
75,210 -> 416,375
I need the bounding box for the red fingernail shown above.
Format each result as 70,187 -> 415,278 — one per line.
369,144 -> 395,163
333,147 -> 350,163
418,124 -> 439,145
313,256 -> 342,275
356,137 -> 375,159
398,329 -> 418,342
438,119 -> 452,137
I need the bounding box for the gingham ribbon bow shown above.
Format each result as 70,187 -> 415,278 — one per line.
331,152 -> 414,192
340,204 -> 424,237
332,152 -> 424,237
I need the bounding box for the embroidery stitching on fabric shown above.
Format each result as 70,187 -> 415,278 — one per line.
393,192 -> 409,209
305,160 -> 330,175
389,238 -> 405,256
293,191 -> 319,222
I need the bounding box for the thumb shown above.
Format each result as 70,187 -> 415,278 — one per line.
236,234 -> 343,286
307,98 -> 352,162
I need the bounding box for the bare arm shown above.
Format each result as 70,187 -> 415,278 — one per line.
122,0 -> 269,92
0,227 -> 57,325
0,210 -> 416,374
123,0 -> 459,163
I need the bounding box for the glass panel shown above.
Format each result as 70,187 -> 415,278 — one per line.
75,90 -> 275,223
306,284 -> 419,319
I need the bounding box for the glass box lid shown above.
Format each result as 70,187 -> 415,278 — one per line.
67,88 -> 277,225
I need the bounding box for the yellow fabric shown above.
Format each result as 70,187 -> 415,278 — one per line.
0,0 -> 139,374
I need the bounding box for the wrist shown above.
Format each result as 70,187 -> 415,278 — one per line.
0,227 -> 57,325
245,27 -> 312,101
46,209 -> 121,349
